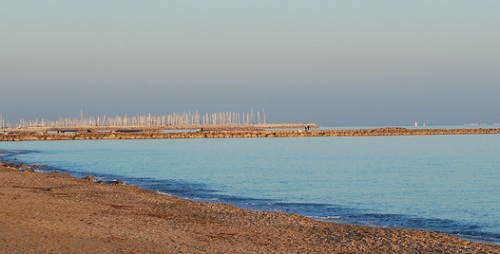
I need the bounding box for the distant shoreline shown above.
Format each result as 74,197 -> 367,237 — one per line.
2,124 -> 500,141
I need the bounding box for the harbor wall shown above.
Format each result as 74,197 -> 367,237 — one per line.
2,127 -> 500,141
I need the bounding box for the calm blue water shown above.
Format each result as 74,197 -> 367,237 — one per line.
1,134 -> 499,244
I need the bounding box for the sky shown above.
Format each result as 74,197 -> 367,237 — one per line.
1,1 -> 499,127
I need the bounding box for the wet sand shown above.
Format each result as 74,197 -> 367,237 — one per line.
1,163 -> 499,253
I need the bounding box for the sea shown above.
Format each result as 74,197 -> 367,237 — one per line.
1,127 -> 499,245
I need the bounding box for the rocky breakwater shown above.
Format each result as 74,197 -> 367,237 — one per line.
310,127 -> 500,137
2,127 -> 500,141
0,130 -> 309,141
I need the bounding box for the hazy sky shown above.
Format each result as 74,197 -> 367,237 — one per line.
1,1 -> 499,126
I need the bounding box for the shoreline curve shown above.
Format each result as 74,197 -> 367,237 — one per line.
1,162 -> 499,253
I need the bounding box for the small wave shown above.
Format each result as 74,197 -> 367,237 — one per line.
336,213 -> 500,245
310,215 -> 342,221
155,191 -> 173,196
452,231 -> 500,245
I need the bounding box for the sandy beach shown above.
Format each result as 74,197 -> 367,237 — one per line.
1,163 -> 499,253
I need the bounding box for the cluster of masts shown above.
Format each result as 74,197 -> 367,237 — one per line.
0,110 -> 267,129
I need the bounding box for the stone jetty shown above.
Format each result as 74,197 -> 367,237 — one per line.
1,124 -> 500,141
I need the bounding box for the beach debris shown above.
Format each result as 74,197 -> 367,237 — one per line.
3,162 -> 16,169
23,168 -> 35,173
82,175 -> 124,185
3,162 -> 31,171
83,175 -> 96,182
108,179 -> 125,185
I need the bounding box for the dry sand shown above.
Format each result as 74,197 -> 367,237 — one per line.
1,164 -> 499,253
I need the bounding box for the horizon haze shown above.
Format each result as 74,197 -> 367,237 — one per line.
1,1 -> 499,127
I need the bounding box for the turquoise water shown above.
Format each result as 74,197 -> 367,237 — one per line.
1,134 -> 499,244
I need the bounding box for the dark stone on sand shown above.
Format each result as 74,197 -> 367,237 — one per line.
83,175 -> 96,182
108,179 -> 124,185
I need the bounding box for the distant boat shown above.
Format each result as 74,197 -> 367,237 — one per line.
414,121 -> 418,127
